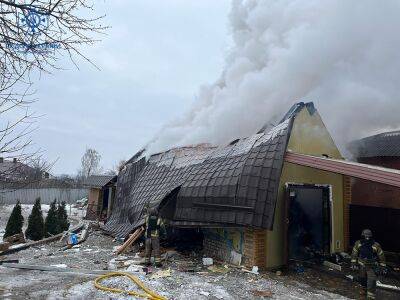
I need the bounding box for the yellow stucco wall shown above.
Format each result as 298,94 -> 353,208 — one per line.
266,106 -> 344,268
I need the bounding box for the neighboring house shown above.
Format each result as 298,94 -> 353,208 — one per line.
85,175 -> 117,221
0,159 -> 86,205
348,131 -> 400,253
0,158 -> 49,182
104,102 -> 400,269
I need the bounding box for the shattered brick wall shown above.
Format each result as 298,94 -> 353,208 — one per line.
203,228 -> 267,269
203,228 -> 244,264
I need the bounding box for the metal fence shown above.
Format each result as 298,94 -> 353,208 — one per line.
0,188 -> 89,205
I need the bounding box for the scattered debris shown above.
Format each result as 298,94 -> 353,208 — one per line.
0,242 -> 10,252
242,266 -> 259,275
208,265 -> 230,274
74,198 -> 88,208
126,264 -> 146,273
162,250 -> 178,262
3,233 -> 25,245
323,260 -> 342,271
202,257 -> 213,266
150,268 -> 172,279
199,291 -> 210,296
276,270 -> 282,276
108,258 -> 117,270
251,289 -> 273,297
294,264 -> 305,273
230,250 -> 242,266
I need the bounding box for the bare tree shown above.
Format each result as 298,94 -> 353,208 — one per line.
103,169 -> 116,176
78,148 -> 101,179
0,1 -> 106,180
0,0 -> 106,76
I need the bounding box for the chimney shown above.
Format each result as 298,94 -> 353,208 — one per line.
13,158 -> 17,163
0,157 -> 3,163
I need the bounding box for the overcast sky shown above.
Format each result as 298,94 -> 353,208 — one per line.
31,1 -> 230,175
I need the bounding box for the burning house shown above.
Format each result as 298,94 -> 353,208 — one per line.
102,102 -> 400,269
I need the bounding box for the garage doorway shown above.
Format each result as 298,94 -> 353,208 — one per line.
285,184 -> 332,262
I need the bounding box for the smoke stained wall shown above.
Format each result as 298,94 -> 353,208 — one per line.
146,0 -> 400,156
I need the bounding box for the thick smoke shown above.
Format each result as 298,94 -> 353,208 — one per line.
146,0 -> 400,156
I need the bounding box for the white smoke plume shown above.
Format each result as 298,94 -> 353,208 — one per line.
146,0 -> 400,156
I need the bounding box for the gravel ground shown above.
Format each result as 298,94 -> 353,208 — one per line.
0,228 -> 356,300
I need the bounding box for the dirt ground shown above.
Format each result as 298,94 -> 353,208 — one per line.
0,205 -> 399,299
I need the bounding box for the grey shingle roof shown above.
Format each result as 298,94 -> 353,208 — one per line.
104,110 -> 295,238
0,160 -> 35,181
349,131 -> 400,158
84,175 -> 116,188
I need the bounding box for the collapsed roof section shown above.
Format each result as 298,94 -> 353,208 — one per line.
104,103 -> 308,238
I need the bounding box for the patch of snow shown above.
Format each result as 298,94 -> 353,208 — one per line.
50,264 -> 68,268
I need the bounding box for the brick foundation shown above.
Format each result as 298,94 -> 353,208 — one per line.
243,228 -> 266,269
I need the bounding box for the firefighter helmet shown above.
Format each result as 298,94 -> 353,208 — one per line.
361,229 -> 373,239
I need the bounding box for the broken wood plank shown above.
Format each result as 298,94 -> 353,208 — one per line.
323,260 -> 342,271
377,281 -> 400,292
1,263 -> 108,276
116,227 -> 144,255
0,219 -> 85,256
0,259 -> 19,264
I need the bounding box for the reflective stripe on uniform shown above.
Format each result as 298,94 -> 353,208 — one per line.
367,291 -> 375,299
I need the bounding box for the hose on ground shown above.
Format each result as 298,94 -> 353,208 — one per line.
94,271 -> 167,300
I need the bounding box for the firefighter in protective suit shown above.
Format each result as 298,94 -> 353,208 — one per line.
351,229 -> 387,299
144,207 -> 165,267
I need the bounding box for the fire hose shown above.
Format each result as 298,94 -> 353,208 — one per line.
94,272 -> 167,300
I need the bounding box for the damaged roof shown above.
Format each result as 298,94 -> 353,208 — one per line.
349,130 -> 400,158
103,103 -> 308,238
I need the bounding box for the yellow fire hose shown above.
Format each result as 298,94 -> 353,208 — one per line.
94,272 -> 167,300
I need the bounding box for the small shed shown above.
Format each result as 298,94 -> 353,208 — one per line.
85,175 -> 117,221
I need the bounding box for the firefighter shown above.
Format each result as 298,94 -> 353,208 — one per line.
144,207 -> 166,267
351,229 -> 387,299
